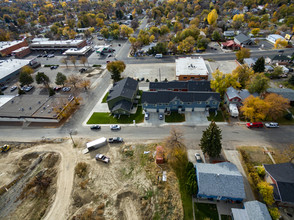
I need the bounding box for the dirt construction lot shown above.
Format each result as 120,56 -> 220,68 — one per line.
0,139 -> 183,220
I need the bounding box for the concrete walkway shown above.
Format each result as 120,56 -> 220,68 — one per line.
224,150 -> 255,201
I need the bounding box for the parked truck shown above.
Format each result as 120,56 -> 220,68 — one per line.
82,137 -> 107,154
229,104 -> 239,118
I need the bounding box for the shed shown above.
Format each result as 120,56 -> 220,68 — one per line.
156,146 -> 164,164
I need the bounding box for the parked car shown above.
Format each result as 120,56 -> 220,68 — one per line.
62,87 -> 71,92
90,125 -> 101,130
47,54 -> 55,58
108,137 -> 123,143
145,112 -> 150,120
106,60 -> 111,63
107,54 -> 112,58
110,125 -> 121,130
50,65 -> 58,70
10,86 -> 17,92
79,68 -> 87,73
37,54 -> 42,58
265,122 -> 279,128
246,122 -> 263,128
43,54 -> 48,57
159,113 -> 164,120
97,36 -> 104,40
21,85 -> 34,92
195,153 -> 202,162
95,153 -> 110,164
53,86 -> 62,91
1,85 -> 8,91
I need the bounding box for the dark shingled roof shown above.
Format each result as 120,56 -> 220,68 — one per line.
149,80 -> 211,91
264,163 -> 294,203
111,100 -> 132,112
107,77 -> 138,102
266,88 -> 294,101
234,33 -> 252,44
142,91 -> 220,104
270,54 -> 291,61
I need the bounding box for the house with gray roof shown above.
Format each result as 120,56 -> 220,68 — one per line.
141,91 -> 220,113
195,162 -> 246,201
149,80 -> 211,92
264,163 -> 294,207
224,87 -> 258,107
266,88 -> 294,106
244,58 -> 257,67
107,77 -> 139,116
231,200 -> 271,220
266,54 -> 292,66
234,33 -> 253,46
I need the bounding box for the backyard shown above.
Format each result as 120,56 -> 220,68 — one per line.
194,202 -> 218,220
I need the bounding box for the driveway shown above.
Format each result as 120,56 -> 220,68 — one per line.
184,112 -> 208,126
143,112 -> 165,126
224,150 -> 255,201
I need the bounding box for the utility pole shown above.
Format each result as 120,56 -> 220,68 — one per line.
69,130 -> 76,147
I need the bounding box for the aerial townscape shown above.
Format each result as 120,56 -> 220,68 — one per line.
0,0 -> 294,219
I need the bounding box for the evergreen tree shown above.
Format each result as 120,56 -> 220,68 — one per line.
200,121 -> 222,157
19,72 -> 34,86
55,72 -> 67,86
253,57 -> 265,73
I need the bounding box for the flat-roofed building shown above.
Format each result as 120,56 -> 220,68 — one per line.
63,46 -> 92,56
0,39 -> 28,56
176,57 -> 208,81
0,59 -> 31,84
30,39 -> 87,50
12,46 -> 31,58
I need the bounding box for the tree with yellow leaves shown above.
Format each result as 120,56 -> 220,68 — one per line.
120,25 -> 134,38
232,64 -> 254,89
210,69 -> 240,97
236,48 -> 251,63
264,93 -> 290,120
257,181 -> 275,206
177,36 -> 195,53
240,96 -> 270,122
251,28 -> 260,37
274,38 -> 288,48
207,9 -> 218,25
233,14 -> 244,22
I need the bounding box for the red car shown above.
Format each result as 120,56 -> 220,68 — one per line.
246,122 -> 263,128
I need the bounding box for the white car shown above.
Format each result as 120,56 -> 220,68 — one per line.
95,154 -> 110,163
110,125 -> 121,130
265,122 -> 279,128
195,153 -> 202,162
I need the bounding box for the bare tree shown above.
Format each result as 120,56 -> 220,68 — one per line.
80,56 -> 88,67
67,74 -> 80,88
78,79 -> 91,90
70,56 -> 77,68
60,57 -> 68,68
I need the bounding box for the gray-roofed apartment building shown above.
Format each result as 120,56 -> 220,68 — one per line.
149,80 -> 211,92
231,200 -> 271,220
107,77 -> 139,116
195,162 -> 246,201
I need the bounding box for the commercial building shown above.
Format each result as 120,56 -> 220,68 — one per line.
0,40 -> 28,56
12,46 -> 31,58
176,57 -> 208,81
266,34 -> 285,44
63,46 -> 92,56
0,95 -> 76,123
0,59 -> 31,84
30,39 -> 87,51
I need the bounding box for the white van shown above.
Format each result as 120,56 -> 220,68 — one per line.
155,54 -> 163,58
229,104 -> 239,118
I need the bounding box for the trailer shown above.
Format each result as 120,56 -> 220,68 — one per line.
82,137 -> 107,154
229,104 -> 239,118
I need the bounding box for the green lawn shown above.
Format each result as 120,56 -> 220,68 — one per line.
178,179 -> 193,220
165,112 -> 185,123
207,110 -> 225,122
87,106 -> 144,124
102,92 -> 108,103
194,203 -> 219,220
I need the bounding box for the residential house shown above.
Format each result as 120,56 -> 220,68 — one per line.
266,88 -> 294,106
149,80 -> 211,92
244,58 -> 257,67
141,91 -> 220,113
234,33 -> 253,46
106,77 -> 139,116
195,162 -> 246,201
176,57 -> 208,81
231,201 -> 271,220
266,54 -> 292,66
263,163 -> 294,207
221,40 -> 241,50
224,87 -> 258,107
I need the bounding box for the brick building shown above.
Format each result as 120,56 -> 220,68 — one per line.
0,40 -> 28,56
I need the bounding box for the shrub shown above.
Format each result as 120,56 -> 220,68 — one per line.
257,181 -> 275,206
284,113 -> 293,121
146,79 -> 149,82
75,162 -> 88,178
256,166 -> 266,178
269,207 -> 280,220
49,87 -> 55,96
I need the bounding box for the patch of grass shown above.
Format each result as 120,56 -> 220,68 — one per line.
102,92 -> 108,103
194,202 -> 218,220
207,110 -> 225,122
92,64 -> 101,67
275,114 -> 294,125
165,112 -> 185,123
238,146 -> 273,166
221,215 -> 232,220
87,106 -> 144,124
181,188 -> 193,220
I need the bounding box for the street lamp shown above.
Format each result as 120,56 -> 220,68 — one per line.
69,129 -> 76,147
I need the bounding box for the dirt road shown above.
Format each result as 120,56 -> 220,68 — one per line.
3,141 -> 78,220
